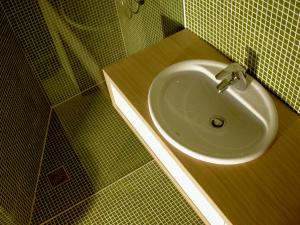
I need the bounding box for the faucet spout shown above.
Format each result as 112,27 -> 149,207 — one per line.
215,63 -> 247,93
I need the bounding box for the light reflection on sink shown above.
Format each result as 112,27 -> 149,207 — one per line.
148,60 -> 278,165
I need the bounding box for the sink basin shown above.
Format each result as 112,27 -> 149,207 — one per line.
148,60 -> 278,165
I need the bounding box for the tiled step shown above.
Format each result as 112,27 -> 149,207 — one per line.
44,161 -> 204,225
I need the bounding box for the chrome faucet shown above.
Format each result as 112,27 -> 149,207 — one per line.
215,63 -> 248,93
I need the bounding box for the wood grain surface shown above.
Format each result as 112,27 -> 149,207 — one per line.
104,29 -> 300,225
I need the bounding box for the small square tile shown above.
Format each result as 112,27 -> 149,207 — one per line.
185,0 -> 299,113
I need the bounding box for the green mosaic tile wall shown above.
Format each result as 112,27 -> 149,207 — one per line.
116,0 -> 184,55
0,0 -> 184,105
185,0 -> 300,113
0,0 -> 126,105
0,6 -> 51,225
45,161 -> 204,225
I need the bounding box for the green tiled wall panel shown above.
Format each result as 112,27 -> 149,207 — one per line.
0,0 -> 126,105
116,0 -> 184,55
185,0 -> 300,113
0,6 -> 51,225
1,0 -> 184,105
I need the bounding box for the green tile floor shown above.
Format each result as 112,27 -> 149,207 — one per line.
45,161 -> 203,225
31,85 -> 204,224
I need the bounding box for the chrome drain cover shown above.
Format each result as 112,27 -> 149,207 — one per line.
210,116 -> 225,128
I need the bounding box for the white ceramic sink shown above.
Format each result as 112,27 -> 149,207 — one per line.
148,60 -> 278,165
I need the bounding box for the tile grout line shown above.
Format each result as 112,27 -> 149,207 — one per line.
40,159 -> 155,225
28,109 -> 53,225
51,81 -> 106,109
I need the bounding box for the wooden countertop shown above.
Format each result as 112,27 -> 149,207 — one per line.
104,29 -> 300,225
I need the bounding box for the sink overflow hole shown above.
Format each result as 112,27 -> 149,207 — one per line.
210,116 -> 225,128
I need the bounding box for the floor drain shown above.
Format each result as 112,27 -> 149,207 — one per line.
210,116 -> 225,128
47,166 -> 70,188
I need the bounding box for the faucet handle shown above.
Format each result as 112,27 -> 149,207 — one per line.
233,70 -> 248,90
215,63 -> 246,80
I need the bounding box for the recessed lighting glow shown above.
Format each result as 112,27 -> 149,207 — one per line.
110,83 -> 225,225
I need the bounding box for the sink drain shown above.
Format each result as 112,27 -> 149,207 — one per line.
210,116 -> 225,128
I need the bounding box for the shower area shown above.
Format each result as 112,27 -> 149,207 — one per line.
0,0 -> 203,224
